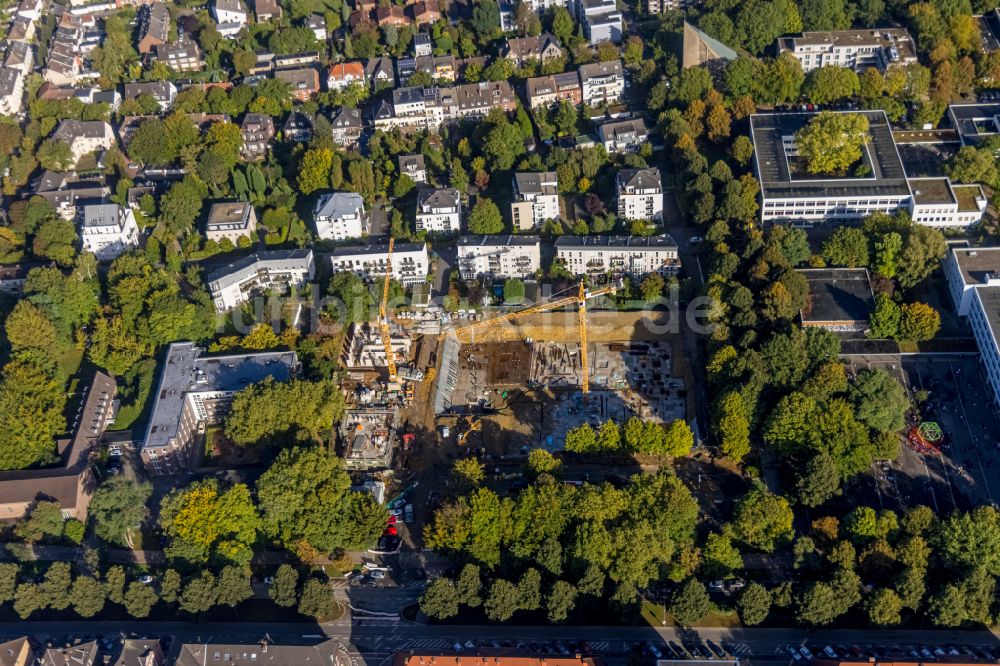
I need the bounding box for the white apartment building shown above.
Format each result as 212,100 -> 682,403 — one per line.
908,178 -> 987,229
212,0 -> 248,37
555,235 -> 680,278
499,0 -> 568,31
313,192 -> 366,241
579,60 -> 624,106
511,172 -> 559,231
617,168 -> 663,222
123,81 -> 177,110
80,203 -> 140,261
458,235 -> 541,280
944,247 -> 1000,407
205,201 -> 257,244
375,82 -> 518,133
777,28 -> 917,74
329,242 -> 430,286
598,118 -> 648,153
398,154 -> 426,184
416,188 -> 461,234
51,120 -> 116,161
207,249 -> 315,312
0,67 -> 24,116
573,0 -> 622,44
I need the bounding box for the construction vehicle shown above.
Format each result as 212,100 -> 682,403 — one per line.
380,238 -> 397,383
457,416 -> 482,446
444,281 -> 618,394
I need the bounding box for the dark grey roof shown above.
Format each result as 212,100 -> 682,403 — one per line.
948,103 -> 1000,144
52,119 -> 110,142
0,67 -> 21,97
329,242 -> 427,257
555,234 -> 677,249
399,153 -> 424,172
123,81 -> 173,101
578,59 -> 622,82
206,249 -> 313,286
39,642 -> 99,666
798,268 -> 875,324
82,203 -> 122,228
459,234 -> 541,247
417,187 -> 459,210
330,106 -> 362,128
514,171 -> 557,195
617,167 -> 660,190
393,86 -> 425,106
750,111 -> 911,200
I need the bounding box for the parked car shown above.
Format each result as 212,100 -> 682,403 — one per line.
137,575 -> 154,584
799,647 -> 813,659
824,646 -> 838,659
404,504 -> 414,524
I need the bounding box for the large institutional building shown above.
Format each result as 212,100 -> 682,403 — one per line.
750,110 -> 986,227
944,247 -> 1000,408
776,28 -> 918,73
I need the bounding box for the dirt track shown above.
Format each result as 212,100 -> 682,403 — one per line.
456,310 -> 675,343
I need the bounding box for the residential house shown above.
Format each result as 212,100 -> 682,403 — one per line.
274,51 -> 319,69
174,640 -> 343,666
574,0 -> 622,44
80,203 -> 140,261
39,643 -> 100,666
212,0 -> 248,37
51,120 -> 115,161
252,0 -> 281,20
0,67 -> 24,116
399,154 -> 426,183
137,2 -> 169,54
0,638 -> 33,666
329,242 -> 430,285
498,0 -> 568,31
330,106 -> 363,146
275,67 -> 320,100
240,113 -> 274,160
281,109 -> 314,141
3,42 -> 34,77
511,171 -> 559,230
526,71 -> 581,109
313,191 -> 366,240
206,249 -> 315,312
365,56 -> 396,89
555,234 -> 680,278
579,59 -> 624,106
458,235 -> 541,279
305,14 -> 327,40
141,342 -> 299,474
503,33 -> 563,67
44,17 -> 83,85
15,0 -> 43,20
123,81 -> 177,110
415,187 -> 461,233
413,31 -> 432,57
616,167 -> 662,221
411,0 -> 440,25
777,28 -> 918,73
326,61 -> 366,90
6,18 -> 34,44
377,5 -> 411,26
112,641 -> 165,666
156,41 -> 204,72
205,201 -> 257,244
33,170 -> 109,220
598,117 -> 648,153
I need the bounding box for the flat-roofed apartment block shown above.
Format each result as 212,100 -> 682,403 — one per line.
140,342 -> 299,475
555,234 -> 679,278
205,201 -> 257,244
578,59 -> 624,106
797,268 -> 875,332
943,247 -> 1000,406
458,235 -> 541,279
750,111 -> 913,224
329,242 -> 430,285
156,41 -> 204,73
617,167 -> 663,221
136,2 -> 169,54
948,103 -> 1000,146
511,171 -> 559,230
777,28 -> 917,73
907,177 -> 987,228
206,249 -> 315,312
80,203 -> 140,261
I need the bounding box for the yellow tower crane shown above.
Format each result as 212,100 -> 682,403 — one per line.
445,281 -> 618,394
381,238 -> 397,382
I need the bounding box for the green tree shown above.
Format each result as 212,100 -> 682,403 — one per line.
803,66 -> 860,104
850,368 -> 909,432
14,501 -> 63,542
526,448 -> 561,478
451,457 -> 486,494
226,379 -> 345,446
105,565 -> 126,605
420,578 -> 460,619
564,423 -> 597,453
297,148 -> 333,195
485,579 -> 519,622
124,582 -> 158,618
546,580 -> 577,622
298,578 -> 337,619
270,564 -> 299,607
13,583 -> 44,618
898,302 -> 940,341
467,197 -> 504,234
40,562 -> 72,610
159,479 -> 260,565
503,278 -> 525,304
946,146 -> 998,185
89,477 -> 153,546
71,576 -> 106,618
795,112 -> 869,174
737,582 -> 772,626
797,452 -> 841,507
179,571 -> 217,614
456,564 -> 482,607
869,294 -> 901,339
897,226 -> 947,289
36,139 -> 74,171
5,301 -> 57,355
0,563 -> 18,604
716,391 -> 750,461
702,530 -> 743,578
216,565 -> 253,607
866,587 -> 902,626
160,569 -> 182,604
670,579 -> 711,626
873,232 -> 902,278
32,218 -> 77,266
733,487 -> 794,552
822,227 -> 869,267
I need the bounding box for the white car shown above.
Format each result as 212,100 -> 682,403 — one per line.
371,570 -> 386,579
137,575 -> 154,584
453,643 -> 462,653
824,647 -> 838,659
799,647 -> 813,659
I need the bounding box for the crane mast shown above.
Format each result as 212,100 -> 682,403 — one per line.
381,238 -> 397,382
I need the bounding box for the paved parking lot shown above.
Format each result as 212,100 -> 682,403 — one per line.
775,641 -> 1000,664
844,355 -> 1000,514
